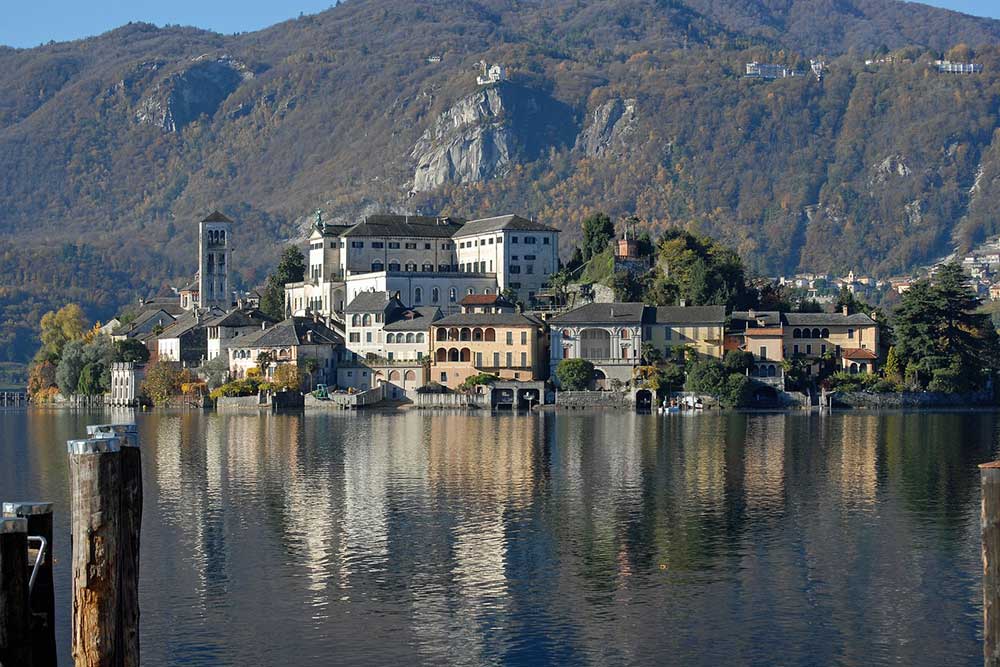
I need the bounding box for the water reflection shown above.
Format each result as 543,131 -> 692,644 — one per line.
0,409 -> 997,666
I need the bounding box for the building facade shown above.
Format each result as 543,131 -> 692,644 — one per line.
430,312 -> 547,389
198,211 -> 233,309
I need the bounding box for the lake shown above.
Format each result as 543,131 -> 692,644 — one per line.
0,408 -> 996,666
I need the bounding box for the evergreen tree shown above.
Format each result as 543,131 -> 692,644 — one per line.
581,212 -> 615,261
260,246 -> 306,320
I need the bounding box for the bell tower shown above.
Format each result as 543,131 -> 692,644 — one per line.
198,211 -> 233,309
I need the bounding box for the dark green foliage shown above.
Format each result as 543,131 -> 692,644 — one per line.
893,262 -> 1000,390
114,338 -> 150,363
685,358 -> 753,407
460,372 -> 498,390
582,212 -> 615,262
723,349 -> 754,375
260,246 -> 305,320
556,358 -> 595,390
645,230 -> 752,309
76,363 -> 102,396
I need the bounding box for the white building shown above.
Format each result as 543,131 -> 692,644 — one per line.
382,306 -> 441,361
344,292 -> 407,359
107,362 -> 145,407
204,308 -> 276,360
197,211 -> 233,309
452,214 -> 560,302
345,271 -> 498,314
227,316 -> 343,383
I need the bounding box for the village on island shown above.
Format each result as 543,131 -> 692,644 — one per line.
19,206 -> 905,414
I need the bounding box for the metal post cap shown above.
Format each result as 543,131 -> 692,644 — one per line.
2,501 -> 53,517
0,517 -> 27,534
67,437 -> 121,455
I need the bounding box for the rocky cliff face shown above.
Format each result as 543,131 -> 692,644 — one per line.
575,97 -> 637,158
134,56 -> 254,132
411,82 -> 574,192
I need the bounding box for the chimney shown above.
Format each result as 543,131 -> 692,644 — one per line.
306,330 -> 313,343
842,304 -> 849,316
261,321 -> 267,330
313,311 -> 319,323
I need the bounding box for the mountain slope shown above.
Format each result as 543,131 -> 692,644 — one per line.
2,0 -> 1000,361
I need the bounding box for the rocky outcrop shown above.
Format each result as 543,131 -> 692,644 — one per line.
575,97 -> 637,158
135,55 -> 254,132
410,82 -> 574,192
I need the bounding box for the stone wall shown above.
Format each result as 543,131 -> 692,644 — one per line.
555,390 -> 633,409
831,389 -> 995,409
405,390 -> 488,409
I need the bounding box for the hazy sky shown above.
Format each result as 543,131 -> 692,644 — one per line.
1,0 -> 998,49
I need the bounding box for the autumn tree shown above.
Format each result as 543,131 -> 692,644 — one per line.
36,303 -> 86,361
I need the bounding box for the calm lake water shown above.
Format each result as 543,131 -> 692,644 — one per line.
0,408 -> 996,666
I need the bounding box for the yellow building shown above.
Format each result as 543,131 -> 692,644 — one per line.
643,305 -> 725,360
430,312 -> 547,389
783,310 -> 879,374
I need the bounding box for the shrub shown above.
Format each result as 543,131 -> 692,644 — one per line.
556,358 -> 595,390
209,376 -> 262,400
141,361 -> 185,405
272,363 -> 302,391
684,360 -> 727,395
460,372 -> 498,391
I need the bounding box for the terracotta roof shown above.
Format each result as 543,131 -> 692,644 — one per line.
842,348 -> 877,360
745,327 -> 783,336
433,312 -> 543,327
460,294 -> 505,306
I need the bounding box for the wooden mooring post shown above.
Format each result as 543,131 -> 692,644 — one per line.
0,516 -> 32,666
982,462 -> 1000,667
88,423 -> 141,667
2,501 -> 56,667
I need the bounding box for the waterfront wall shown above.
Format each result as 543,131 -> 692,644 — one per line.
404,390 -> 488,409
555,390 -> 633,409
831,389 -> 995,409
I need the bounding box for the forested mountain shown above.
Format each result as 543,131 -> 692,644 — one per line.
3,0 -> 1000,361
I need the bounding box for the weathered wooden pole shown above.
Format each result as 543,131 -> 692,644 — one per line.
982,461 -> 1000,667
2,501 -> 56,667
68,436 -> 122,667
88,424 -> 141,667
0,516 -> 32,667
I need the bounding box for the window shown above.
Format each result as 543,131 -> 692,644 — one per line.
351,241 -> 364,248
406,242 -> 417,249
525,237 -> 537,245
372,241 -> 384,249
521,331 -> 527,345
794,344 -> 799,355
665,326 -> 672,340
848,328 -> 855,339
432,288 -> 440,303
371,261 -> 384,272
414,287 -> 422,303
520,352 -> 527,367
511,236 -> 519,244
422,263 -> 433,272
543,237 -> 550,245
405,263 -> 417,272
416,333 -> 424,343
506,352 -> 513,366
352,314 -> 361,326
362,314 -> 372,326
506,331 -> 513,345
440,372 -> 447,382
806,344 -> 812,355
389,242 -> 400,249
467,288 -> 474,295
496,236 -> 503,244
821,344 -> 826,354
759,346 -> 767,360
476,352 -> 483,366
388,261 -> 400,271
509,265 -> 521,274
439,264 -> 449,272
449,288 -> 457,302
511,256 -> 519,261
425,243 -> 432,250
366,332 -> 373,343
526,265 -> 534,274
349,333 -> 360,343
488,238 -> 494,244
525,254 -> 536,260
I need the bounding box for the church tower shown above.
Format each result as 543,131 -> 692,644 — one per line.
198,211 -> 233,309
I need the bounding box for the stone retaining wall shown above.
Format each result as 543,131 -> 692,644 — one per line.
555,390 -> 632,409
831,389 -> 994,409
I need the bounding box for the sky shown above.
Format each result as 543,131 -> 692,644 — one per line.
0,0 -> 999,49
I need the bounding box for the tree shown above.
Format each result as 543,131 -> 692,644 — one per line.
77,363 -> 102,395
883,345 -> 902,382
582,212 -> 615,261
114,338 -> 150,363
685,360 -> 727,395
556,358 -> 595,390
27,361 -> 57,399
610,271 -> 642,302
141,361 -> 184,405
55,339 -> 86,396
260,246 -> 306,320
723,349 -> 754,374
298,358 -> 320,391
37,303 -> 86,361
272,363 -> 302,391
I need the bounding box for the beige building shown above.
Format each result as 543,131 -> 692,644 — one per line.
430,312 -> 547,389
643,305 -> 725,360
227,316 -> 343,384
783,310 -> 879,375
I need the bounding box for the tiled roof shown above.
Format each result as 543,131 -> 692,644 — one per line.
202,308 -> 276,328
433,312 -> 543,327
460,293 -> 506,306
234,317 -> 342,348
344,291 -> 402,313
549,302 -> 647,324
452,214 -> 558,238
783,312 -> 876,326
653,305 -> 725,324
156,308 -> 224,339
341,215 -> 464,239
842,348 -> 878,360
730,310 -> 782,328
383,307 -> 442,331
202,211 -> 233,223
